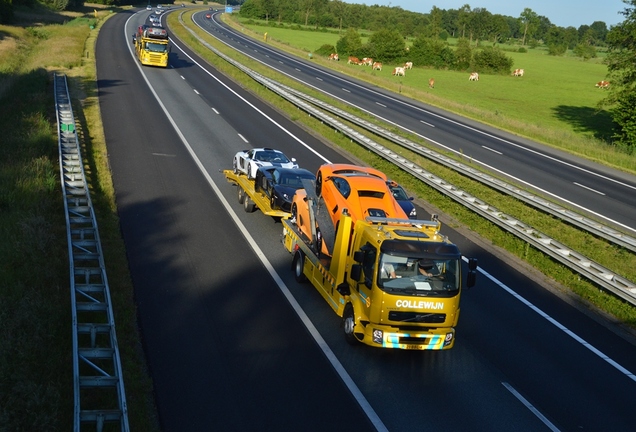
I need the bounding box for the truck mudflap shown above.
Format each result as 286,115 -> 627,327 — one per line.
223,169 -> 290,218
359,324 -> 455,350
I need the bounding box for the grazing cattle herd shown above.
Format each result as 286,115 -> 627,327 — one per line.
327,54 -> 608,90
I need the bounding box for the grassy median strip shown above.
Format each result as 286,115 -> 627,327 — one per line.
0,4 -> 157,430
169,11 -> 636,330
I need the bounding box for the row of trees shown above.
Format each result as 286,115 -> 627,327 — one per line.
325,27 -> 512,75
240,0 -> 611,49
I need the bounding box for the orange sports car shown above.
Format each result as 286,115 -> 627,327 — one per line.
291,164 -> 408,254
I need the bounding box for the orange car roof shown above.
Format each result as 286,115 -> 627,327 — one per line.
319,163 -> 388,181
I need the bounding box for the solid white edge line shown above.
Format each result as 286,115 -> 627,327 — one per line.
502,382 -> 560,432
476,264 -> 636,383
124,12 -> 386,432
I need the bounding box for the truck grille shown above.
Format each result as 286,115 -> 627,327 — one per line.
388,311 -> 446,323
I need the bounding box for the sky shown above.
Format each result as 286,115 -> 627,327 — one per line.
342,0 -> 629,29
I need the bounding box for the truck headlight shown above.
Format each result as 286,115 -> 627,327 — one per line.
444,332 -> 453,346
372,329 -> 383,344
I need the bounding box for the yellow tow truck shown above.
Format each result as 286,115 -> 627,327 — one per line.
282,180 -> 477,350
133,25 -> 169,68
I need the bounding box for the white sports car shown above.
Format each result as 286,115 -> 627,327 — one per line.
233,148 -> 298,179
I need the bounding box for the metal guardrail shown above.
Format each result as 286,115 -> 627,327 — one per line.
182,16 -> 636,305
55,73 -> 129,432
271,82 -> 636,254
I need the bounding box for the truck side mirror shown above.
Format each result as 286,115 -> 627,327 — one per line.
351,264 -> 362,281
352,251 -> 364,263
466,258 -> 478,288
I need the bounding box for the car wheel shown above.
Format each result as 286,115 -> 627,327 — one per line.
237,186 -> 245,204
293,250 -> 307,283
343,304 -> 359,345
315,171 -> 323,197
291,203 -> 298,224
244,195 -> 255,213
315,227 -> 323,255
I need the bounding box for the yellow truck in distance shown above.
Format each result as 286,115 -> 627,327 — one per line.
283,179 -> 477,350
133,25 -> 169,68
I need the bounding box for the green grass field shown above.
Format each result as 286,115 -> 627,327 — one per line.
231,16 -> 635,173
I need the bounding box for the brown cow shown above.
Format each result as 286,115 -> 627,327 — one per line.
428,78 -> 435,89
595,80 -> 610,89
361,57 -> 374,66
512,68 -> 524,77
392,66 -> 405,76
328,53 -> 339,61
372,61 -> 382,71
347,56 -> 360,65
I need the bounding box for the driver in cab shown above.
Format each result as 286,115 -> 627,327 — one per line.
418,259 -> 440,277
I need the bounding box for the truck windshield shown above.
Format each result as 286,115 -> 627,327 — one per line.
146,42 -> 167,53
378,253 -> 460,296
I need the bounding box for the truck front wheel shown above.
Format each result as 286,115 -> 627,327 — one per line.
293,251 -> 307,283
343,304 -> 359,345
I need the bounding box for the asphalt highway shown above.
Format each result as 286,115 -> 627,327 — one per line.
200,11 -> 636,237
95,8 -> 636,431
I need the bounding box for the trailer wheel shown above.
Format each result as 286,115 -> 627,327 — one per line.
244,195 -> 255,213
293,250 -> 307,283
237,186 -> 245,204
343,304 -> 359,345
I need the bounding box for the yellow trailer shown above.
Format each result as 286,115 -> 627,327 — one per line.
223,170 -> 290,218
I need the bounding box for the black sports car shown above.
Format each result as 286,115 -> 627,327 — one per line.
255,167 -> 315,212
388,181 -> 417,219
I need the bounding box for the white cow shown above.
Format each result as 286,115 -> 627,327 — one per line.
469,72 -> 479,81
372,61 -> 382,71
392,66 -> 405,76
512,68 -> 524,77
404,61 -> 413,69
